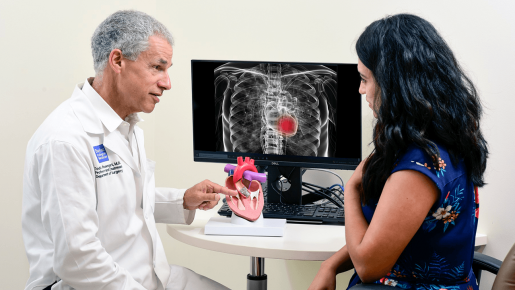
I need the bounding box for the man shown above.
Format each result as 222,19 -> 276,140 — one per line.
22,10 -> 235,290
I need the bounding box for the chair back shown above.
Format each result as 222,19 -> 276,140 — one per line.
492,243 -> 515,290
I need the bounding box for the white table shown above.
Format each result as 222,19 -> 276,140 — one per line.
167,214 -> 488,290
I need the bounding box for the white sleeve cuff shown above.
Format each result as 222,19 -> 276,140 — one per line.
154,187 -> 196,224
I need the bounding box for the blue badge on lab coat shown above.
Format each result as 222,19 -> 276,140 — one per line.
93,144 -> 109,163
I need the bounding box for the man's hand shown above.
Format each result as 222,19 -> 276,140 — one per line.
183,179 -> 238,210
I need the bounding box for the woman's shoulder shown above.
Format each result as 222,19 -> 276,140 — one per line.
392,142 -> 465,189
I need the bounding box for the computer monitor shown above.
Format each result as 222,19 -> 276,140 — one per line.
191,59 -> 362,205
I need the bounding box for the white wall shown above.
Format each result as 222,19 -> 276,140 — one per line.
1,1 -> 514,289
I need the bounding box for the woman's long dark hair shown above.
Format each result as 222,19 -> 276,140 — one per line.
356,14 -> 488,205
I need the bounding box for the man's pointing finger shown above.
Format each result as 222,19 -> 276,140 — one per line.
205,180 -> 237,196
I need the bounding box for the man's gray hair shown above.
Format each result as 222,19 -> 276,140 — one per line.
91,10 -> 174,76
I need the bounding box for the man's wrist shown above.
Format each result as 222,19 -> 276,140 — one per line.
182,188 -> 190,209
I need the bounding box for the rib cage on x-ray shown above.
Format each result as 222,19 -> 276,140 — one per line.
214,62 -> 337,157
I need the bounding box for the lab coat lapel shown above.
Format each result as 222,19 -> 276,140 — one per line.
134,127 -> 147,193
103,131 -> 140,175
134,127 -> 146,173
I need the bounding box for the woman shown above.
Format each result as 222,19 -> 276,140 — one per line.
309,14 -> 488,290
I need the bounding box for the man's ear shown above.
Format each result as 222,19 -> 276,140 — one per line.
108,49 -> 123,74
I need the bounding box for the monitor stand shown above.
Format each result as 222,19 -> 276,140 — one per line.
265,165 -> 303,204
262,165 -> 327,205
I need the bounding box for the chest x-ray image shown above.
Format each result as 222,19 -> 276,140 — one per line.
214,62 -> 337,157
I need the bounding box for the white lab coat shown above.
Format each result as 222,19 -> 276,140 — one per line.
22,82 -> 196,290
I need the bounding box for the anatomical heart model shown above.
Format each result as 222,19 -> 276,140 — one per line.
224,157 -> 267,222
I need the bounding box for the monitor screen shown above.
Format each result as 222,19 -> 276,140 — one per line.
192,59 -> 362,169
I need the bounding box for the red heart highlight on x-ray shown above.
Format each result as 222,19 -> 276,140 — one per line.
277,114 -> 298,137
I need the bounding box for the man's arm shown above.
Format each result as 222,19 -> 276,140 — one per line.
36,141 -> 147,290
153,179 -> 237,224
154,187 -> 195,224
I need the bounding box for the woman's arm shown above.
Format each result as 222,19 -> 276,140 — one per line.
308,245 -> 353,290
323,245 -> 353,274
344,162 -> 438,283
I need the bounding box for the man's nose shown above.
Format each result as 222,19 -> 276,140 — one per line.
158,73 -> 171,90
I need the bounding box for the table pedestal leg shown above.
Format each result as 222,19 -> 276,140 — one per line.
247,256 -> 266,290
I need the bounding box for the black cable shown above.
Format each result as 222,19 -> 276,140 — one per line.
311,185 -> 344,207
268,166 -> 345,208
285,167 -> 297,181
299,167 -> 346,207
302,183 -> 342,208
272,181 -> 343,208
327,185 -> 345,205
302,186 -> 341,208
331,186 -> 345,204
303,182 -> 345,207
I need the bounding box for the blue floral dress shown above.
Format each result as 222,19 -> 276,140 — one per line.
347,143 -> 480,290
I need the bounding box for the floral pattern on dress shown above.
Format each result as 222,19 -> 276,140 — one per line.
374,253 -> 472,290
435,158 -> 447,178
411,253 -> 465,282
423,185 -> 464,232
410,157 -> 447,178
412,157 -> 447,178
375,274 -> 411,288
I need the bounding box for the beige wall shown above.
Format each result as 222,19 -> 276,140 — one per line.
1,1 -> 514,289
